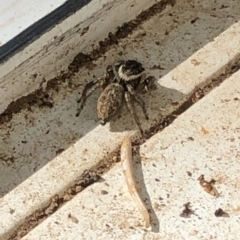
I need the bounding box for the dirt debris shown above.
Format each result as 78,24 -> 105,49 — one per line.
180,202 -> 194,218
214,208 -> 229,217
68,213 -> 79,224
197,174 -> 220,197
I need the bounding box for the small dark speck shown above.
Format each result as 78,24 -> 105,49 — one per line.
56,148 -> 64,155
152,163 -> 157,167
215,208 -> 229,217
41,101 -> 54,108
21,140 -> 27,144
68,213 -> 79,223
233,97 -> 239,101
165,30 -> 169,35
171,102 -> 179,106
180,202 -> 194,218
45,130 -> 50,134
80,26 -> 89,36
220,5 -> 229,9
106,224 -> 110,227
159,197 -> 164,201
54,221 -> 60,225
215,208 -> 224,216
101,190 -> 109,195
187,137 -> 194,141
166,193 -> 170,198
186,171 -> 192,177
155,41 -> 160,45
190,17 -> 199,24
59,36 -> 65,42
9,208 -> 15,214
155,178 -> 160,182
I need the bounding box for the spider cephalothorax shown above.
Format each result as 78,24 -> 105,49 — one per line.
76,60 -> 156,136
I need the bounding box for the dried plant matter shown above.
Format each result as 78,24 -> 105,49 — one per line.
121,136 -> 150,228
198,174 -> 219,197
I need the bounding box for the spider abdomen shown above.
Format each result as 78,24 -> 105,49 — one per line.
97,83 -> 125,125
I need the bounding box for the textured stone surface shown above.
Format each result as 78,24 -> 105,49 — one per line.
1,0 -> 240,239
23,66 -> 240,240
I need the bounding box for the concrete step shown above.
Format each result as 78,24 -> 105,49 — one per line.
22,60 -> 240,240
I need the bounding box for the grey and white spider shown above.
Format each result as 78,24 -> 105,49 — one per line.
76,60 -> 156,136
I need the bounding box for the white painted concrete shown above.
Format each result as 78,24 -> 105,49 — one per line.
22,62 -> 240,240
0,0 -> 66,46
0,0 -> 240,239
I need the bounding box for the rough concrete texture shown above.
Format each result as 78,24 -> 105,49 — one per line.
0,0 -> 156,114
0,0 -> 240,239
22,62 -> 240,240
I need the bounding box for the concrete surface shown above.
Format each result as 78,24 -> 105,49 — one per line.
0,0 -> 240,239
0,0 -> 156,114
22,61 -> 240,240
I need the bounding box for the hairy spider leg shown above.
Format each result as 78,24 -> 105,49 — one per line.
126,84 -> 149,120
124,92 -> 144,136
76,78 -> 104,117
76,64 -> 116,117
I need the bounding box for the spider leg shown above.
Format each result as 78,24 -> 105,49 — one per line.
124,92 -> 144,136
112,62 -> 122,82
76,64 -> 116,117
137,75 -> 157,93
76,80 -> 102,117
126,84 -> 149,120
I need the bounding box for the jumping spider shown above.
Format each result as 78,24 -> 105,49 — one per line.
76,60 -> 156,136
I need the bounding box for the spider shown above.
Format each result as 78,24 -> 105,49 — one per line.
76,60 -> 156,136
